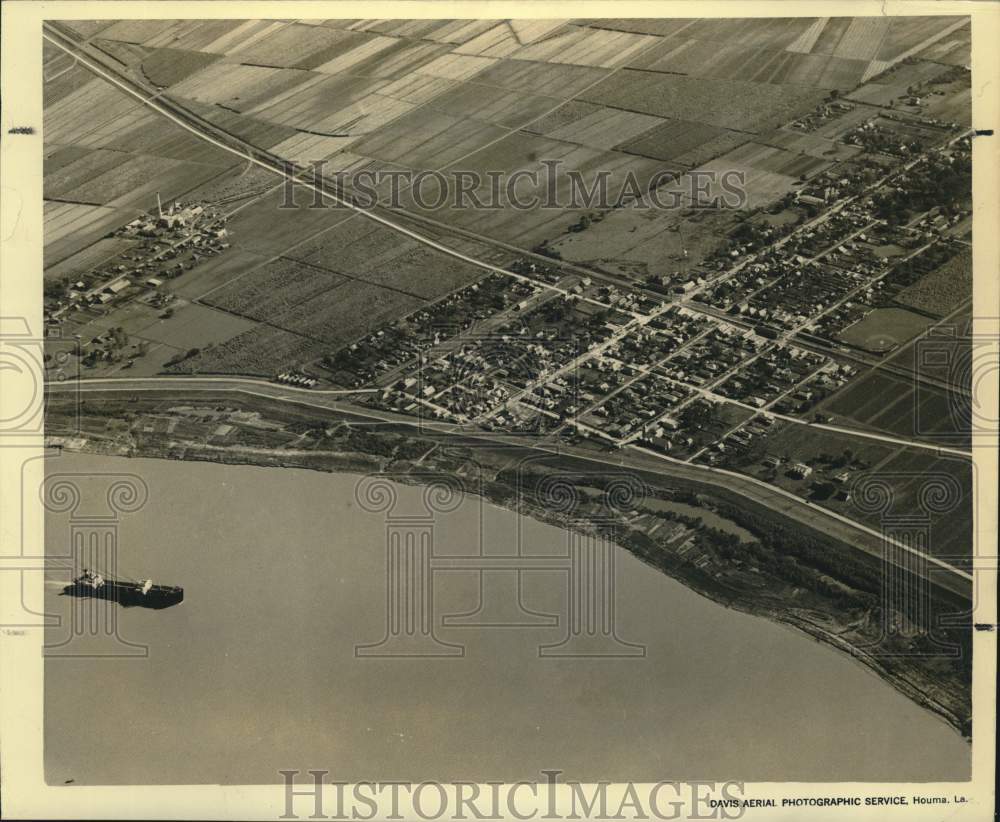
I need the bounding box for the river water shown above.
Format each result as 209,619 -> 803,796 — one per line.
44,453 -> 969,784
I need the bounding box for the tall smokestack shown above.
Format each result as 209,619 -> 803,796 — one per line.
156,193 -> 163,219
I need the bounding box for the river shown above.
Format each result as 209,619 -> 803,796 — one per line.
43,453 -> 969,784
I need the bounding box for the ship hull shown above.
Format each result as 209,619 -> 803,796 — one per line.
63,580 -> 184,609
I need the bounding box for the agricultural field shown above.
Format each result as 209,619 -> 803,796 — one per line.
139,47 -> 222,87
43,15 -> 974,382
846,59 -> 957,107
43,148 -> 133,201
578,70 -> 828,134
44,76 -> 145,145
91,38 -> 150,68
856,448 -> 973,562
58,154 -> 189,206
183,164 -> 283,206
694,141 -> 833,207
525,103 -> 665,152
44,202 -> 127,267
43,237 -> 138,284
627,38 -> 870,90
755,127 -> 862,162
503,25 -> 661,69
169,63 -> 314,110
896,248 -> 972,316
226,21 -> 350,69
201,257 -> 350,321
219,186 -> 357,257
43,61 -> 98,107
913,20 -> 971,66
820,370 -> 970,446
729,413 -> 971,561
165,324 -> 330,377
614,119 -> 746,167
286,217 -> 489,300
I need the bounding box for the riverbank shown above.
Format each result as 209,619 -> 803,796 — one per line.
45,395 -> 972,741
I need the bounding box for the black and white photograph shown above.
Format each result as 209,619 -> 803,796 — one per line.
1,2 -> 997,820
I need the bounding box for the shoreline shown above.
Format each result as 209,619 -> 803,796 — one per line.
48,432 -> 972,743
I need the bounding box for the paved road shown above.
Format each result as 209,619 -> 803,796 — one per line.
43,27 -> 975,598
47,376 -> 973,599
42,26 -> 623,319
45,24 -> 973,459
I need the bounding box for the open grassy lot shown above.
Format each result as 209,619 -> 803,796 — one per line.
550,204 -> 740,278
837,308 -> 938,354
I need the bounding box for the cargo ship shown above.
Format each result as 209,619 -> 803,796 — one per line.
64,568 -> 183,609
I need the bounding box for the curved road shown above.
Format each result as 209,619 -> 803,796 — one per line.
47,376 -> 973,599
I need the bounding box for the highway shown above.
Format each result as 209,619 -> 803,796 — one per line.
41,25 -> 629,319
47,376 -> 973,600
42,26 -> 976,599
43,23 -> 973,456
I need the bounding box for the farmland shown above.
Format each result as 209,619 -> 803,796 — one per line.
578,71 -> 828,133
37,17 -> 982,758
42,13 -> 969,297
201,257 -> 350,320
896,248 -> 972,316
821,370 -> 970,447
43,14 -> 974,387
734,419 -> 972,561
